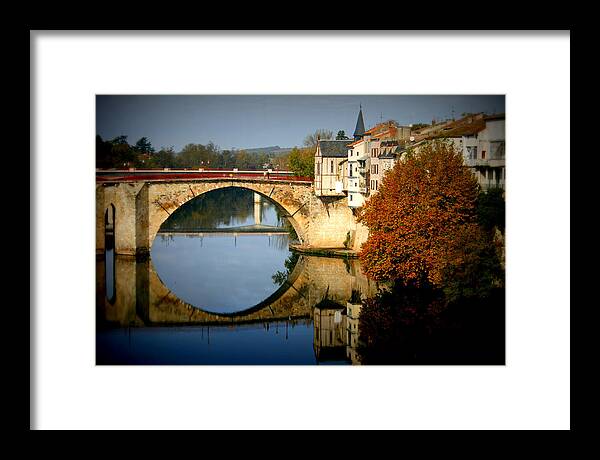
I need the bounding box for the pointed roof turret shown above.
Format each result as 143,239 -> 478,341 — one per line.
353,105 -> 365,140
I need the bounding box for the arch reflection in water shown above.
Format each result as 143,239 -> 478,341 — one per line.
150,188 -> 297,314
95,253 -> 378,365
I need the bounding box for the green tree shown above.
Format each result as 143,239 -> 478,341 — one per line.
97,135 -> 136,168
110,135 -> 129,145
148,147 -> 176,168
233,149 -> 252,169
287,147 -> 314,178
96,135 -> 114,168
336,130 -> 349,140
177,142 -> 219,168
220,149 -> 235,168
476,188 -> 505,233
134,137 -> 155,154
272,252 -> 300,286
111,142 -> 137,167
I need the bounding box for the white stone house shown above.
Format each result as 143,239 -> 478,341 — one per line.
314,139 -> 352,196
411,113 -> 505,191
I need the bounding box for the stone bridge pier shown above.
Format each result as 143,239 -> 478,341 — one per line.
96,178 -> 368,256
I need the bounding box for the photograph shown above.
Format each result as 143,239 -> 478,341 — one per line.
95,95 -> 506,365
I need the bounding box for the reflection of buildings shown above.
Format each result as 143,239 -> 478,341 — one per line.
313,302 -> 348,363
312,297 -> 368,365
97,250 -> 379,364
346,300 -> 363,365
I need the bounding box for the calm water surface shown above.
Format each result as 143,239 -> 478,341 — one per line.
97,188 -> 504,365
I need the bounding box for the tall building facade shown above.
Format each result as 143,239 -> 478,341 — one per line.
314,139 -> 351,197
347,107 -> 412,207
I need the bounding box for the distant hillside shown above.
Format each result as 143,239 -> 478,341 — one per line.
242,146 -> 293,155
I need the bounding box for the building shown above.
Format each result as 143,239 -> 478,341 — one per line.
314,139 -> 351,197
411,113 -> 505,191
368,126 -> 412,197
347,107 -> 412,207
313,107 -> 504,211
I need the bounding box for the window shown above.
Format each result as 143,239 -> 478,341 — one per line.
375,180 -> 378,190
330,160 -> 334,174
466,146 -> 478,160
316,163 -> 320,175
349,194 -> 353,201
481,150 -> 486,159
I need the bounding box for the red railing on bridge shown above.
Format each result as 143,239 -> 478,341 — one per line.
96,168 -> 313,183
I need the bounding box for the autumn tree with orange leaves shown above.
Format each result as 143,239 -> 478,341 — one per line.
358,140 -> 501,297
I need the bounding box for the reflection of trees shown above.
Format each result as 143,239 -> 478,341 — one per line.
158,233 -> 175,246
357,285 -> 505,365
272,252 -> 300,286
160,188 -> 295,233
161,188 -> 254,230
269,234 -> 290,251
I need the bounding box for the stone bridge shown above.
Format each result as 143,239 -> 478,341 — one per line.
96,177 -> 368,256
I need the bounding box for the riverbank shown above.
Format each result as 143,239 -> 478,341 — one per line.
289,243 -> 359,258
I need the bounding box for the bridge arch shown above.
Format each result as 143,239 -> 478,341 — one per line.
146,180 -> 313,252
96,176 -> 359,256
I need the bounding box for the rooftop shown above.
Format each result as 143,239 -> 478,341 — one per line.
318,139 -> 352,157
412,113 -> 491,141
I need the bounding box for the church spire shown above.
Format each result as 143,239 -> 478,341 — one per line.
353,104 -> 365,141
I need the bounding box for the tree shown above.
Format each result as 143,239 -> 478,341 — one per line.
148,147 -> 176,168
303,129 -> 333,147
177,142 -> 219,168
233,149 -> 252,169
96,135 -> 114,168
287,147 -> 314,178
358,139 -> 492,289
476,188 -> 505,233
111,142 -> 137,167
272,252 -> 300,286
336,130 -> 349,140
134,137 -> 155,155
110,135 -> 129,145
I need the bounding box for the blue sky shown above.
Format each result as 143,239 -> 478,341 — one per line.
96,95 -> 505,152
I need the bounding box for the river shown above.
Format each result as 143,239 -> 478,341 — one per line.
96,188 -> 504,365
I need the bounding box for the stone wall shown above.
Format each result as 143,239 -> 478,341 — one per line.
97,182 -> 144,256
